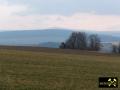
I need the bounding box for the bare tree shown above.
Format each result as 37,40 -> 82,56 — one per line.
89,34 -> 101,51
60,32 -> 102,52
118,42 -> 120,53
59,42 -> 66,49
112,45 -> 117,53
76,32 -> 87,50
65,32 -> 77,49
65,32 -> 87,50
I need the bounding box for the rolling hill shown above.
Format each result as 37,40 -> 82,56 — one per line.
0,29 -> 72,46
0,29 -> 119,48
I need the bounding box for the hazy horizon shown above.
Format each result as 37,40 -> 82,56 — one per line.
0,28 -> 120,32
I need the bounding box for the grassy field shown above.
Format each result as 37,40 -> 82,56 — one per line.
0,46 -> 120,90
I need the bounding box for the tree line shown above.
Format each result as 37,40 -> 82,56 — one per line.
59,31 -> 120,53
60,32 -> 101,51
112,43 -> 120,53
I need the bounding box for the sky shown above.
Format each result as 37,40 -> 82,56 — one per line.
0,0 -> 120,31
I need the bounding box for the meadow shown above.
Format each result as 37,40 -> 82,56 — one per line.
0,46 -> 120,90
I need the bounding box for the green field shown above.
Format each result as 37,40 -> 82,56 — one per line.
0,47 -> 120,90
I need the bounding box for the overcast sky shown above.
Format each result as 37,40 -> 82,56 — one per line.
0,0 -> 120,31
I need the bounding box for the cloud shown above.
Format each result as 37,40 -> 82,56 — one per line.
0,0 -> 27,29
3,0 -> 120,15
0,1 -> 120,31
0,12 -> 120,31
0,1 -> 27,17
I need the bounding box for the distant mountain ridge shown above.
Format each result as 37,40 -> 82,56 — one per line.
0,29 -> 72,46
0,29 -> 119,47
